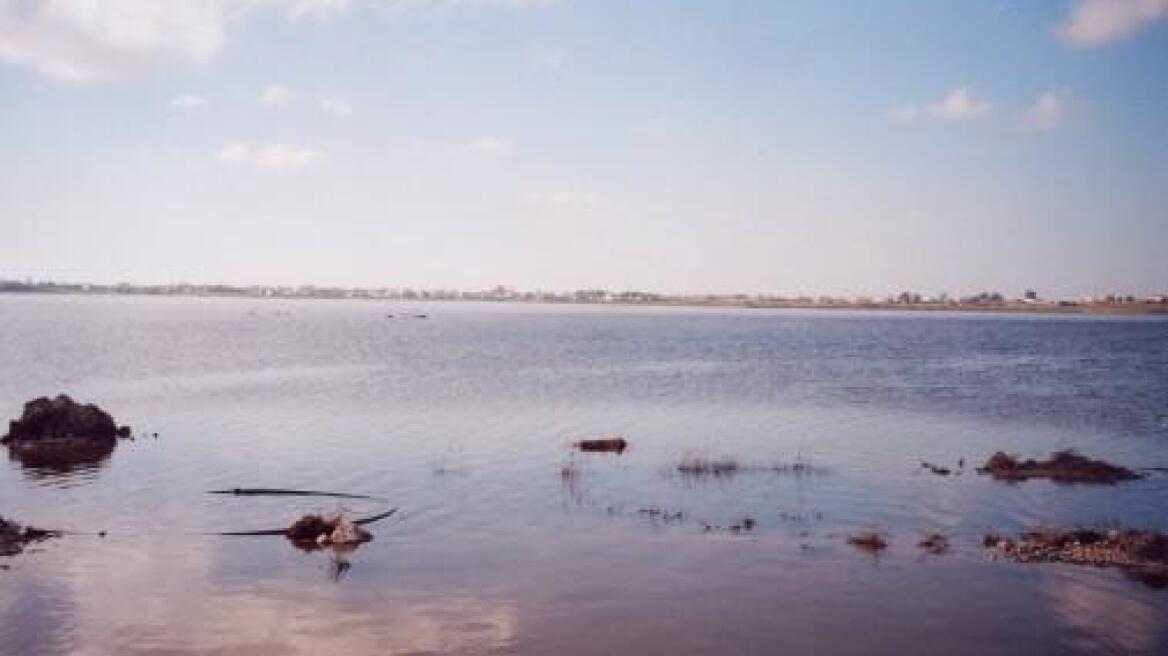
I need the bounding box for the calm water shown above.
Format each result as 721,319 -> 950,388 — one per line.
1,294 -> 1167,655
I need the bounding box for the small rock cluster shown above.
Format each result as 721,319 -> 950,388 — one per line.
985,528 -> 1168,588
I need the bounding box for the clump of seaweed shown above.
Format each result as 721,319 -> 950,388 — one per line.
847,531 -> 888,553
977,450 -> 1141,484
918,533 -> 949,555
984,527 -> 1168,588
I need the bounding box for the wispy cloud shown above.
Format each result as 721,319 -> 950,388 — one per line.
0,1 -> 352,83
1024,88 -> 1073,131
891,87 -> 995,122
217,143 -> 322,171
1059,0 -> 1168,47
469,137 -> 513,154
261,83 -> 298,106
0,0 -> 547,83
320,94 -> 354,117
169,94 -> 208,110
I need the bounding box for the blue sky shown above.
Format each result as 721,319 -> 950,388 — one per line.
1,0 -> 1165,297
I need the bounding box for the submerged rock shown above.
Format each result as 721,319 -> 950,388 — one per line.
977,450 -> 1141,484
985,528 -> 1168,588
0,516 -> 61,559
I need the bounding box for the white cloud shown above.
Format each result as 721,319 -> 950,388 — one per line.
0,1 -> 354,83
469,137 -> 512,154
1025,88 -> 1073,131
287,0 -> 350,23
261,83 -> 298,106
521,190 -> 596,208
217,143 -> 322,170
320,94 -> 353,116
892,87 -> 995,122
169,93 -> 208,110
1059,0 -> 1168,47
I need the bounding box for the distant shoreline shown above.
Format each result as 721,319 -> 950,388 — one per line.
2,287 -> 1166,315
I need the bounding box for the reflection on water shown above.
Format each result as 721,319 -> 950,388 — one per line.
6,442 -> 115,482
0,295 -> 1166,655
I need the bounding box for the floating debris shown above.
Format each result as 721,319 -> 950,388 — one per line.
637,507 -> 685,523
847,531 -> 888,553
219,507 -> 397,549
977,450 -> 1141,484
678,457 -> 740,477
208,488 -> 382,500
574,437 -> 628,454
918,533 -> 950,555
0,516 -> 61,559
678,456 -> 822,478
984,528 -> 1168,588
921,461 -> 952,476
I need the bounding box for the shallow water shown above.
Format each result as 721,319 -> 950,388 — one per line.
1,294 -> 1166,655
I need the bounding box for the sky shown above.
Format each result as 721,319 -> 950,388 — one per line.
1,0 -> 1166,298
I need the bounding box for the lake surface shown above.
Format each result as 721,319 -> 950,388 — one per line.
1,294 -> 1167,655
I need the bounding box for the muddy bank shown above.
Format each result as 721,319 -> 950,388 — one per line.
0,516 -> 61,559
977,450 -> 1141,484
985,528 -> 1168,588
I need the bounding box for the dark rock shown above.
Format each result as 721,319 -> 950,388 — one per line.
3,395 -> 130,446
574,437 -> 628,454
0,516 -> 61,558
977,450 -> 1141,484
848,531 -> 888,552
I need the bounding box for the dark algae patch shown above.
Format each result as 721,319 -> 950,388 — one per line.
985,528 -> 1168,589
977,450 -> 1141,484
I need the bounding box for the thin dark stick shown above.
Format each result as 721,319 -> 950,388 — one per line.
208,488 -> 384,500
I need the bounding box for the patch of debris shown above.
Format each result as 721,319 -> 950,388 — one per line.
921,461 -> 952,476
0,516 -> 61,559
678,456 -> 822,478
637,506 -> 685,523
847,531 -> 888,553
984,528 -> 1168,588
285,513 -> 373,552
574,437 -> 628,454
977,450 -> 1142,484
918,533 -> 949,555
2,395 -> 131,469
700,516 -> 757,534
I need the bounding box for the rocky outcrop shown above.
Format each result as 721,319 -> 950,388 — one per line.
977,450 -> 1141,484
2,395 -> 130,454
